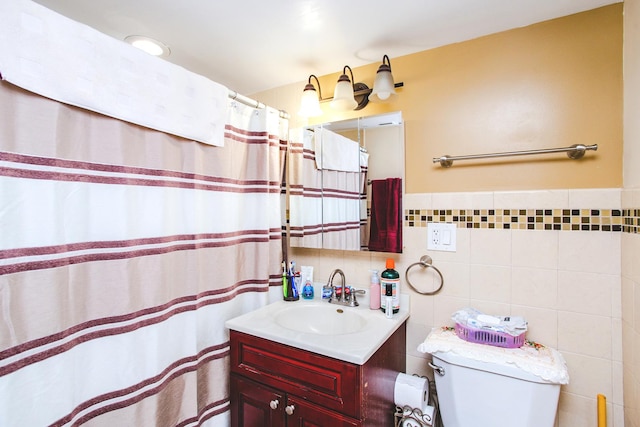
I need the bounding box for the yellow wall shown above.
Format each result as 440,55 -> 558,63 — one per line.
253,4 -> 623,194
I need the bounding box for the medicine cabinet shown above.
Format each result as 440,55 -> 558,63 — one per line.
287,112 -> 404,253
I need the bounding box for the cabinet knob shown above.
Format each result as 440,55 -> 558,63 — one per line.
285,404 -> 295,415
269,399 -> 279,410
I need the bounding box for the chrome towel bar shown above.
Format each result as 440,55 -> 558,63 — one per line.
433,143 -> 598,168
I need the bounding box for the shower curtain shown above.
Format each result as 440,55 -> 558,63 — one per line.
288,128 -> 323,249
0,82 -> 286,426
288,127 -> 361,250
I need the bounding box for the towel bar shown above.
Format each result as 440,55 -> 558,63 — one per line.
405,255 -> 444,295
433,144 -> 598,168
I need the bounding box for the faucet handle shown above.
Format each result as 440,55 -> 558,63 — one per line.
350,288 -> 365,306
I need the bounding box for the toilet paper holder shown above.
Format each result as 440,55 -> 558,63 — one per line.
394,405 -> 435,427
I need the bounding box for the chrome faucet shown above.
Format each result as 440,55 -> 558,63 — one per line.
327,269 -> 359,307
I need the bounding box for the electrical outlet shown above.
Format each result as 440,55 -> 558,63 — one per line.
432,228 -> 440,245
427,222 -> 457,252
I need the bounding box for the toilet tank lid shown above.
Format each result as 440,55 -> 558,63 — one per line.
418,327 -> 569,385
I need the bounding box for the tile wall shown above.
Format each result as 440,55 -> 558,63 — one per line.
622,189 -> 640,427
290,188 -> 625,427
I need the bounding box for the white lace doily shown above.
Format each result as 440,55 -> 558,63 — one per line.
418,327 -> 569,384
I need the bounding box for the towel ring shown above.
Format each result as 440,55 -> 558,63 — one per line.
405,255 -> 444,295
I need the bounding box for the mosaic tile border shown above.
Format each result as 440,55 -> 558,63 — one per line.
405,208 -> 640,233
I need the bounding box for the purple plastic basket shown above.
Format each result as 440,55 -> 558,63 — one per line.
455,322 -> 526,348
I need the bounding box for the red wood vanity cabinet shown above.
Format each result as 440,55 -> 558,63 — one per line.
230,322 -> 406,427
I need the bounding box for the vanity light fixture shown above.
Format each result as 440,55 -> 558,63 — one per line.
330,66 -> 359,111
370,55 -> 397,102
298,55 -> 403,117
125,35 -> 171,58
298,75 -> 323,117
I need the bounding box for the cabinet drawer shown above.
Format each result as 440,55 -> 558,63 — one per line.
230,331 -> 361,418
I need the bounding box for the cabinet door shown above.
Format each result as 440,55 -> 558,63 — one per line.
231,375 -> 286,427
286,395 -> 361,427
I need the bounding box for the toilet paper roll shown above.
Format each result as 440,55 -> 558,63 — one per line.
393,373 -> 429,410
422,405 -> 435,426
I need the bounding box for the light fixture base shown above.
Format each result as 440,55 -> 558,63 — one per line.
353,82 -> 370,111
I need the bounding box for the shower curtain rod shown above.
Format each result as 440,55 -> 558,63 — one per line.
433,143 -> 598,168
228,90 -> 290,119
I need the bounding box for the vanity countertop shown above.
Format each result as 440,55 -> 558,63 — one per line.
225,290 -> 409,365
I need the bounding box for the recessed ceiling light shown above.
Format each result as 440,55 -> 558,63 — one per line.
124,35 -> 170,58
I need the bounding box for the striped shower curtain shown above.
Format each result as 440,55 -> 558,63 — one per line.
0,82 -> 286,426
288,127 -> 361,251
288,128 -> 323,249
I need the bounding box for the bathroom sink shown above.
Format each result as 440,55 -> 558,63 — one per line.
274,304 -> 368,335
225,288 -> 410,365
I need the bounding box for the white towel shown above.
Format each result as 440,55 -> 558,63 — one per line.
0,0 -> 227,147
314,128 -> 360,172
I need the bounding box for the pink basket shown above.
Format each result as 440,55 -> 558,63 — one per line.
455,322 -> 526,348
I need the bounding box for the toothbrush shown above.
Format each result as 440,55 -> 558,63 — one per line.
282,262 -> 288,298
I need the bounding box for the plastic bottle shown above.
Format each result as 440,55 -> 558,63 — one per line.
369,270 -> 381,310
385,284 -> 394,318
380,258 -> 400,314
302,280 -> 315,299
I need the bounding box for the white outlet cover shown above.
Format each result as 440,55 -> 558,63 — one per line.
427,222 -> 457,252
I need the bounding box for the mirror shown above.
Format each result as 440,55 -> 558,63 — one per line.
288,112 -> 404,252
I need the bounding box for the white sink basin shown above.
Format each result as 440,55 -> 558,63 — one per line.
225,290 -> 410,365
274,303 -> 368,335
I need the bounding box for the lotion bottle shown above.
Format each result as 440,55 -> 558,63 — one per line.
369,270 -> 381,310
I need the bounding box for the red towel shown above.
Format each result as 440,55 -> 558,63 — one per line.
368,178 -> 402,253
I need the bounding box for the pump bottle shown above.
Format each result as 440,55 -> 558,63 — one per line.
369,270 -> 381,310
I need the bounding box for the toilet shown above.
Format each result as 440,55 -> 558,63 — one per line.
420,327 -> 569,427
429,350 -> 563,427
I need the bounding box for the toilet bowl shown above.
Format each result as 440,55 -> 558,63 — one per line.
430,350 -> 562,427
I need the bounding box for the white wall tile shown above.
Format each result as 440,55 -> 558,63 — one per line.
512,267 -> 558,309
469,264 -> 511,303
408,291 -> 435,326
512,229 -> 559,269
558,311 -> 612,359
432,295 -> 469,327
470,229 -> 511,265
558,231 -> 621,274
512,305 -> 558,346
494,189 -> 569,209
431,192 -> 492,209
404,193 -> 432,210
402,226 -> 428,253
406,319 -> 432,359
406,354 -> 431,378
470,192 -> 495,209
430,261 -> 469,298
562,352 -> 612,399
613,361 -> 624,405
557,392 -> 596,427
569,188 -> 621,209
557,271 -> 615,316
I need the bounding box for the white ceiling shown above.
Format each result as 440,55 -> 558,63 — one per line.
33,0 -> 620,95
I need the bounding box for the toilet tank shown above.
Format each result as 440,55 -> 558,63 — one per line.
431,351 -> 561,427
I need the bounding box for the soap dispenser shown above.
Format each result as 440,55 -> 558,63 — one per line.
369,270 -> 381,310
